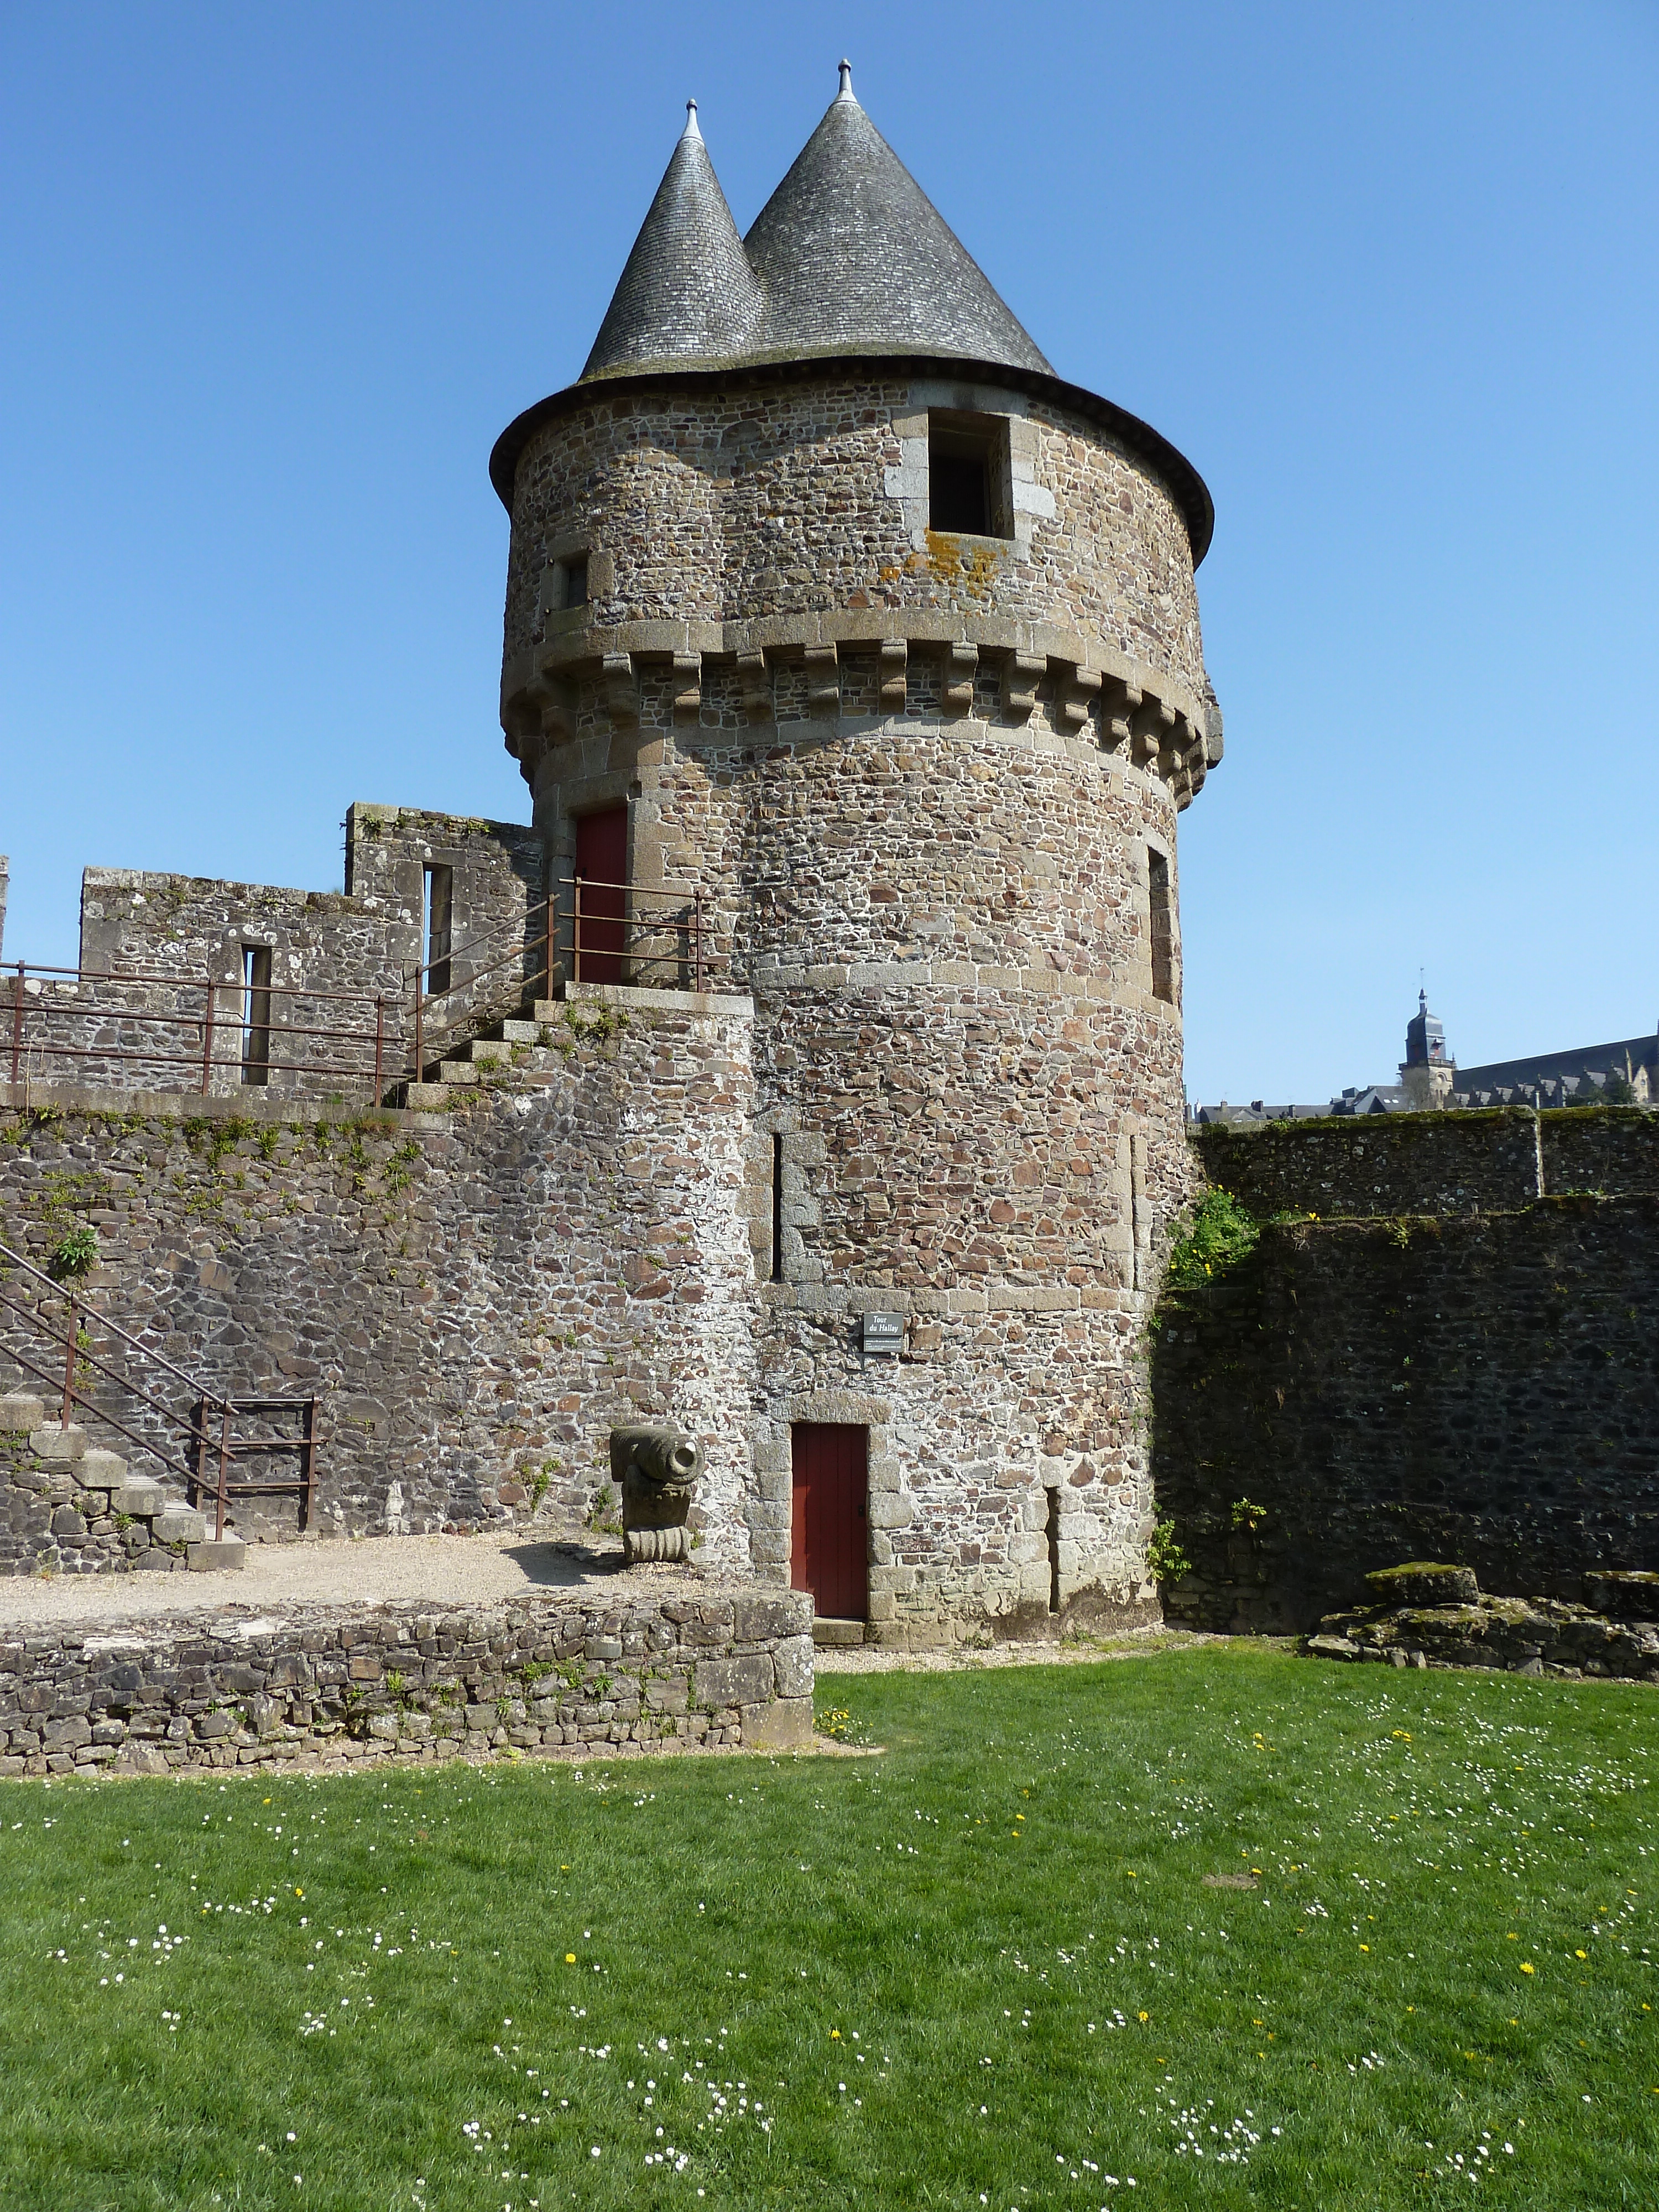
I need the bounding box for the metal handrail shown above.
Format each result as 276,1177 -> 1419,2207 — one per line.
409,875 -> 708,1076
0,1234 -> 314,1541
4,872 -> 723,1102
7,961 -> 391,1096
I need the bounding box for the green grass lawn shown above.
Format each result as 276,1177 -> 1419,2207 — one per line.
1,1645 -> 1655,2211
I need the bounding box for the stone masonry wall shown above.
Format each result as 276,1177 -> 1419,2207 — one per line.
0,1585 -> 815,1778
0,987 -> 758,1562
503,369 -> 1208,701
1156,1110 -> 1659,1634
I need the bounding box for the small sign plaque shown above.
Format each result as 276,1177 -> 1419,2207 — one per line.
860,1311 -> 905,1355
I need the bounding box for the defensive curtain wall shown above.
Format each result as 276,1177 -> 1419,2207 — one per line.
1154,1108 -> 1659,1634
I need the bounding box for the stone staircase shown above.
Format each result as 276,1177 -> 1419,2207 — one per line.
0,1391 -> 246,1575
397,1004 -> 565,1110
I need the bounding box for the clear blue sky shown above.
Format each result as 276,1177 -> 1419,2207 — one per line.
1,2 -> 1654,1104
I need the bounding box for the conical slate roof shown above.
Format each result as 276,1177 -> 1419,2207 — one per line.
582,102 -> 767,379
742,66 -> 1051,376
581,67 -> 1048,382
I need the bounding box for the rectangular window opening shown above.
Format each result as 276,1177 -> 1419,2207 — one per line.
1046,1485 -> 1062,1615
1148,848 -> 1174,1004
928,412 -> 1011,538
560,554 -> 589,610
240,945 -> 273,1087
771,1132 -> 785,1284
424,864 -> 453,999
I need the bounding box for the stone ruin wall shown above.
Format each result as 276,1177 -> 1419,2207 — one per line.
0,988 -> 760,1569
1154,1108 -> 1659,1634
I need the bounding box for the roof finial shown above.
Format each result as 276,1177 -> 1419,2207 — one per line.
837,58 -> 854,100
681,97 -> 701,142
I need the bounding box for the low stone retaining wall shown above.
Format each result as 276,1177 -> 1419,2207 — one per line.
0,1587 -> 815,1778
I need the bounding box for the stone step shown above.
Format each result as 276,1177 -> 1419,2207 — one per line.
438,1061 -> 479,1086
811,1617 -> 868,1648
29,1422 -> 88,1464
462,1038 -> 513,1066
0,1392 -> 46,1433
529,999 -> 560,1023
113,1479 -> 165,1518
188,1536 -> 247,1573
76,1447 -> 127,1492
154,1504 -> 207,1546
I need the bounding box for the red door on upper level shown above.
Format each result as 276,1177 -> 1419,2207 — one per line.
575,806 -> 627,984
791,1422 -> 868,1621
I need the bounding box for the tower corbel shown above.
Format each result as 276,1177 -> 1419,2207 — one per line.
878,636 -> 908,710
602,651 -> 639,732
736,650 -> 771,723
1056,661 -> 1102,732
1000,650 -> 1044,722
943,641 -> 978,716
671,652 -> 703,726
804,643 -> 840,718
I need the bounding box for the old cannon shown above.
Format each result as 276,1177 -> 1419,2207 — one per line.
610,1423 -> 700,1564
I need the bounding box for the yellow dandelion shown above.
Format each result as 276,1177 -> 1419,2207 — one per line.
1575,1949 -> 1588,1959
565,1953 -> 576,1964
1137,2011 -> 1149,2023
1520,1963 -> 1535,1975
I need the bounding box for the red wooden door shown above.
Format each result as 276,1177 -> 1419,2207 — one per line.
575,806 -> 627,983
791,1422 -> 868,1619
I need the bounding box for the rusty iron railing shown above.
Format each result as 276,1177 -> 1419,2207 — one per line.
6,962 -> 391,1097
4,873 -> 719,1099
0,1235 -> 319,1542
410,875 -> 708,1076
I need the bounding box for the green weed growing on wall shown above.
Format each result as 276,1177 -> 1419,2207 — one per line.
1165,1189 -> 1260,1287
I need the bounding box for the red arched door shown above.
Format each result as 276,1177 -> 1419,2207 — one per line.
575,806 -> 627,983
790,1422 -> 868,1620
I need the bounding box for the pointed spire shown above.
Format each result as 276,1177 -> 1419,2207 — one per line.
581,103 -> 766,380
743,67 -> 1051,375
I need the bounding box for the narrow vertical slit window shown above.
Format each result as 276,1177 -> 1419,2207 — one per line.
424,864 -> 453,999
771,1132 -> 785,1283
241,945 -> 273,1086
1148,848 -> 1174,1004
561,554 -> 589,609
1046,1486 -> 1062,1614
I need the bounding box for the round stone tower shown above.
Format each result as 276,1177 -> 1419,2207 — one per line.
489,68 -> 1222,1644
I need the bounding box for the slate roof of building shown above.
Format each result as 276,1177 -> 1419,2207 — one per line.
580,103 -> 767,380
581,66 -> 1050,384
1452,1031 -> 1658,1100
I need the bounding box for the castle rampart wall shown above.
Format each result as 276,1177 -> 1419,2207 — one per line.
5,810 -> 546,1100
1155,1109 -> 1659,1632
0,990 -> 758,1564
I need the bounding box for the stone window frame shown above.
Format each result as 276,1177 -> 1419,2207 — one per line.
885,381 -> 1056,555
752,1389 -> 896,1617
1141,831 -> 1178,1008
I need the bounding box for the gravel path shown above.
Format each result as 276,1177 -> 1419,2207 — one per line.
0,1532 -> 683,1627
813,1627 -> 1224,1673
